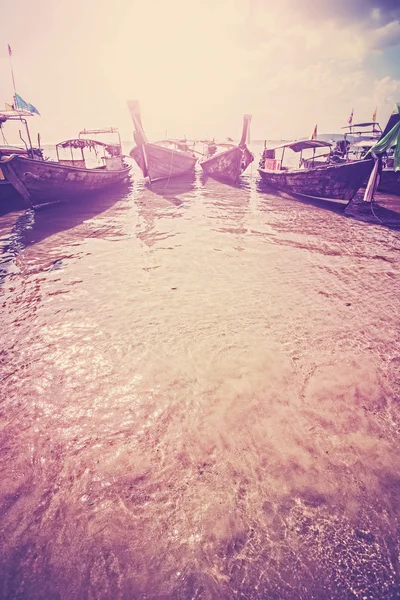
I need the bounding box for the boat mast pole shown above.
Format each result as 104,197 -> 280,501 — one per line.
21,118 -> 33,152
8,45 -> 18,107
8,45 -> 33,154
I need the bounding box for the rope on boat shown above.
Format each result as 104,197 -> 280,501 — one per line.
370,200 -> 383,224
363,153 -> 383,224
1,125 -> 9,146
164,144 -> 175,189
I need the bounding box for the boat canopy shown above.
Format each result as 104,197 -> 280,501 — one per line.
56,138 -> 121,154
57,138 -> 112,150
55,136 -> 123,165
351,138 -> 395,151
0,111 -> 37,155
79,128 -> 120,136
269,140 -> 332,153
78,127 -> 122,150
351,139 -> 376,148
342,122 -> 382,130
0,110 -> 35,124
0,145 -> 27,155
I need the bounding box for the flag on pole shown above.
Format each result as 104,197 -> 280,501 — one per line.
8,44 -> 12,56
14,93 -> 40,115
347,108 -> 354,125
372,106 -> 377,122
5,102 -> 14,111
310,124 -> 317,140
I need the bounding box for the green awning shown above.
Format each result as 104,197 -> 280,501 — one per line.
369,120 -> 400,171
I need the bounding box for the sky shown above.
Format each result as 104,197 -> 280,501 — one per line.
1,0 -> 400,144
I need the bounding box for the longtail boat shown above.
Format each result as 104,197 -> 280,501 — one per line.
258,139 -> 372,202
351,139 -> 400,194
1,46 -> 47,209
199,115 -> 254,183
375,167 -> 400,195
1,146 -> 31,209
0,128 -> 131,206
127,100 -> 197,183
362,103 -> 400,199
0,109 -> 44,210
345,104 -> 400,196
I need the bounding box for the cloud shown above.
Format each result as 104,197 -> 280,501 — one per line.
249,1 -> 400,31
373,75 -> 400,106
370,19 -> 400,49
1,0 -> 399,142
237,4 -> 400,138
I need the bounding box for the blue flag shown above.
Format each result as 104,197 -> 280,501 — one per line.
14,93 -> 40,115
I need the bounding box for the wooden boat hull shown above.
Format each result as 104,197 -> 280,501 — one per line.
378,169 -> 400,195
258,159 -> 373,201
130,143 -> 197,183
1,155 -> 131,204
200,145 -> 254,183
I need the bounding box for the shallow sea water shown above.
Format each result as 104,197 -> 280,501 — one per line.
0,161 -> 400,599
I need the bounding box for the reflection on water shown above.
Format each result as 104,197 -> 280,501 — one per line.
1,166 -> 400,599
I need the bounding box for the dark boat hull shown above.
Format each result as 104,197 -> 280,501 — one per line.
258,159 -> 373,201
200,145 -> 254,183
1,155 -> 131,204
378,169 -> 400,195
130,143 -> 197,183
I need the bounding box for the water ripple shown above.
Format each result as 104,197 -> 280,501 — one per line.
1,167 -> 400,599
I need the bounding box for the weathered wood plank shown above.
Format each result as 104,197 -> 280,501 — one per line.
200,146 -> 253,183
258,160 -> 373,201
131,143 -> 197,183
4,156 -> 131,202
